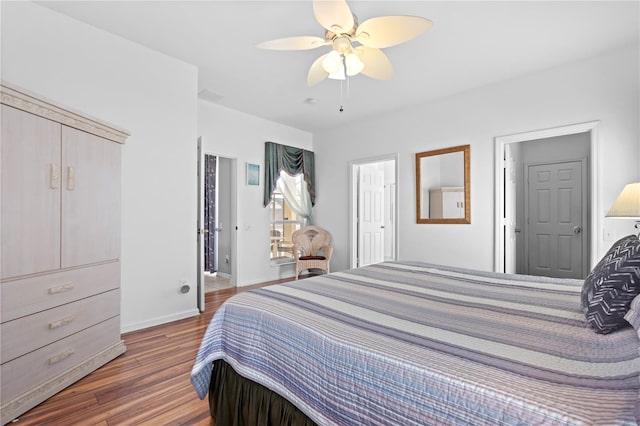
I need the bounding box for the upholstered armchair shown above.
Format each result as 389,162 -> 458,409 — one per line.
292,226 -> 333,280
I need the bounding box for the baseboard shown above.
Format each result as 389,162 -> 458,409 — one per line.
121,308 -> 200,333
1,341 -> 126,425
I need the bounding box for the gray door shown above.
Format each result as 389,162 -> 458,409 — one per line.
525,160 -> 587,278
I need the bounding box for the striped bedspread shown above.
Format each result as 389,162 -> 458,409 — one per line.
191,261 -> 640,425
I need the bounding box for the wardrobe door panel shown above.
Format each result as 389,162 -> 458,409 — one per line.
1,105 -> 62,279
61,126 -> 121,268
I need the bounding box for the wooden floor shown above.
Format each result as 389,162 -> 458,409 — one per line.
10,280 -> 289,426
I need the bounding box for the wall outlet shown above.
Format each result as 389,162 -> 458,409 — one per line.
179,280 -> 190,294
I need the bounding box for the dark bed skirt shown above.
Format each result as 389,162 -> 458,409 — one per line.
209,359 -> 318,426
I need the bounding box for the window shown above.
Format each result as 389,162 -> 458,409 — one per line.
268,172 -> 307,263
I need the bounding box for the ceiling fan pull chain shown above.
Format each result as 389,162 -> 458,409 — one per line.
339,80 -> 344,112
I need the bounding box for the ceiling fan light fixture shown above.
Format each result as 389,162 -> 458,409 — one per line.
328,59 -> 346,80
322,50 -> 343,73
345,53 -> 364,76
260,0 -> 432,88
333,36 -> 352,53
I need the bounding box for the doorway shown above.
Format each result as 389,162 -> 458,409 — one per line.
203,154 -> 219,275
350,154 -> 399,268
197,138 -> 237,312
203,155 -> 234,289
494,121 -> 599,277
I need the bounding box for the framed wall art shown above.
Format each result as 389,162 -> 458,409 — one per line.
246,162 -> 260,186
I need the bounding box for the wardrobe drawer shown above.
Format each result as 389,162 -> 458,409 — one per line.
1,262 -> 119,322
1,289 -> 120,363
0,316 -> 121,405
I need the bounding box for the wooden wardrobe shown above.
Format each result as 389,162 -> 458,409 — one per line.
0,83 -> 128,424
428,187 -> 465,219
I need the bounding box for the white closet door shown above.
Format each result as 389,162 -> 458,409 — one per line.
61,126 -> 121,268
358,165 -> 385,266
1,105 -> 61,278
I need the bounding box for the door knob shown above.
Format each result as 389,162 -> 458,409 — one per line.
573,226 -> 582,234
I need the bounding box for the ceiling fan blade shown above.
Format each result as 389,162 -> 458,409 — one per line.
313,0 -> 354,34
307,54 -> 330,87
257,36 -> 327,51
356,16 -> 433,48
355,46 -> 393,80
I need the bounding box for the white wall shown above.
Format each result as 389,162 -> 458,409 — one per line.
1,2 -> 200,332
313,44 -> 640,273
198,100 -> 312,285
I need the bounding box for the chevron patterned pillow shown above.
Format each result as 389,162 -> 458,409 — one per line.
581,235 -> 638,308
582,234 -> 640,334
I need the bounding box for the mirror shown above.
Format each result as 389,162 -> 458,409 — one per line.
416,144 -> 470,224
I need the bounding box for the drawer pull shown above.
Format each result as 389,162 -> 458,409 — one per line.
48,282 -> 74,294
49,315 -> 75,330
49,349 -> 74,365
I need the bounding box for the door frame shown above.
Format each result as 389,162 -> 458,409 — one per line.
197,138 -> 204,311
197,139 -> 238,312
349,153 -> 399,268
494,121 -> 599,274
523,158 -> 588,277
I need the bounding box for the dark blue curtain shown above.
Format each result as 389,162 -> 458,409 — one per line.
204,154 -> 217,273
263,141 -> 316,207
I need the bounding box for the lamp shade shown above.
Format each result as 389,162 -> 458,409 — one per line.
606,182 -> 640,219
328,67 -> 346,80
345,53 -> 364,76
322,51 -> 342,74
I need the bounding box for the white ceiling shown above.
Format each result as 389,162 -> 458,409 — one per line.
36,1 -> 639,133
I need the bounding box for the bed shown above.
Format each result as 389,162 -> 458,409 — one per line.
191,260 -> 640,425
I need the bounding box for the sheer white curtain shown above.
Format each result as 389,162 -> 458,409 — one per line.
276,170 -> 313,225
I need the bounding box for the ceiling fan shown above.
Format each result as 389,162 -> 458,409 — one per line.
257,0 -> 433,87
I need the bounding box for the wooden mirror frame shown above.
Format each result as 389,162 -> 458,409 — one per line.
415,144 -> 470,224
